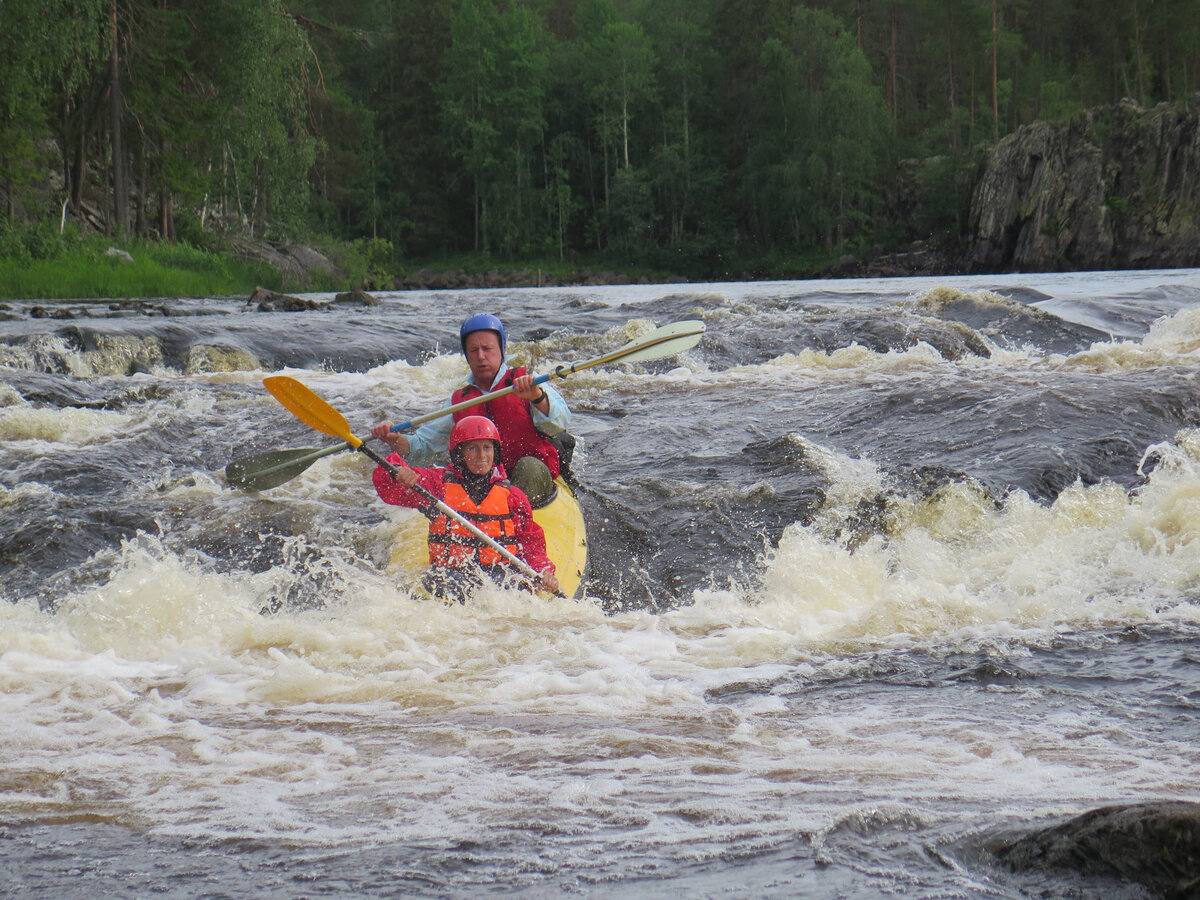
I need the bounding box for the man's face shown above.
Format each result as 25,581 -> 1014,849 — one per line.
463,331 -> 502,385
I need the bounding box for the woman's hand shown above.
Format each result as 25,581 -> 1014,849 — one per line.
389,463 -> 419,487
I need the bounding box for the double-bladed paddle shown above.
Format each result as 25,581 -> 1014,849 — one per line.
260,375 -> 564,595
387,318 -> 707,435
225,319 -> 706,491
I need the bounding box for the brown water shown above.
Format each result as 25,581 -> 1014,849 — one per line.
2,271 -> 1200,897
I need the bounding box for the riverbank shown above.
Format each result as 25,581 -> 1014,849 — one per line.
2,223 -> 1189,305
2,218 -> 951,303
0,236 -> 698,301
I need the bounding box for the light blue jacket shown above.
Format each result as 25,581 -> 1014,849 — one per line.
404,363 -> 570,466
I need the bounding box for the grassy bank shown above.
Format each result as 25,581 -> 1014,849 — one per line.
0,234 -> 671,301
0,220 -> 840,302
0,225 -> 295,301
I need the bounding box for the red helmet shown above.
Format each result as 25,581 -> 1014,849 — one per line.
449,415 -> 501,454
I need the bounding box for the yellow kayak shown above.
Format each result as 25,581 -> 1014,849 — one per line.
387,477 -> 588,599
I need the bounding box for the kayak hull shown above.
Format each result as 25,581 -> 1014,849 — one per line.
388,477 -> 588,599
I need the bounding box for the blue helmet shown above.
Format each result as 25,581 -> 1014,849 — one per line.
459,313 -> 506,356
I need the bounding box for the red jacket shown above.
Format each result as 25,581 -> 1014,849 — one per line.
452,366 -> 560,478
373,455 -> 554,575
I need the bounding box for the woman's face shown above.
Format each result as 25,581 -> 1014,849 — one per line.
457,438 -> 495,475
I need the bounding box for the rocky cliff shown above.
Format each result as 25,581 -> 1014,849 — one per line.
969,100 -> 1200,272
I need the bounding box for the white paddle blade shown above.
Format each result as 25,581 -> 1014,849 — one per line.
603,319 -> 706,366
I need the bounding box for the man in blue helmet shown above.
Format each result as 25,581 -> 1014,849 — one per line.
371,314 -> 572,506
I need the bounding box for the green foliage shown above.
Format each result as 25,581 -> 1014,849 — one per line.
737,7 -> 892,254
0,0 -> 106,193
5,0 -> 1200,288
585,19 -> 657,166
191,0 -> 318,236
437,0 -> 552,256
607,167 -> 655,257
0,0 -> 106,117
322,236 -> 397,289
172,214 -> 222,253
900,150 -> 982,241
0,220 -> 81,263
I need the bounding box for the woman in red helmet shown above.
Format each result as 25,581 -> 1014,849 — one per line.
373,415 -> 559,601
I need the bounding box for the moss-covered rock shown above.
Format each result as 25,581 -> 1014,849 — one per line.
969,101 -> 1200,272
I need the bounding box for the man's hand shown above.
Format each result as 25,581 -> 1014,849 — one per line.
512,373 -> 548,411
371,421 -> 411,455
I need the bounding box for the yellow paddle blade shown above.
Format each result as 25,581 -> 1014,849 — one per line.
263,376 -> 363,449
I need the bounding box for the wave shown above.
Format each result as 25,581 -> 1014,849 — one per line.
744,428 -> 1200,649
5,426 -> 1195,693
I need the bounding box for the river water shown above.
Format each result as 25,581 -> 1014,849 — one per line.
2,271 -> 1199,897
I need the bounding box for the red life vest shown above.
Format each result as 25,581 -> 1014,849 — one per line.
427,471 -> 520,568
451,366 -> 560,478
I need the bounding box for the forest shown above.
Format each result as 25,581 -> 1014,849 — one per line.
2,0 -> 1199,280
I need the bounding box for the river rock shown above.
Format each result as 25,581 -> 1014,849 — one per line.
987,800 -> 1200,898
248,286 -> 322,312
969,101 -> 1200,272
30,305 -> 76,319
333,288 -> 378,306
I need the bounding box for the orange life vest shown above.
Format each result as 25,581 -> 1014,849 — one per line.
427,473 -> 520,568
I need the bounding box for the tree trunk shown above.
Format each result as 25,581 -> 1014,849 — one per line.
472,177 -> 482,252
991,0 -> 999,137
622,92 -> 631,168
110,0 -> 129,236
970,65 -> 976,127
948,42 -> 958,149
159,188 -> 175,241
682,72 -> 690,163
1132,0 -> 1147,104
888,8 -> 898,117
70,117 -> 86,213
135,146 -> 147,234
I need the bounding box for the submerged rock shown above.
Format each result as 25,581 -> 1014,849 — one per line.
248,286 -> 322,312
30,305 -> 76,319
333,288 -> 378,306
184,344 -> 260,374
988,801 -> 1200,899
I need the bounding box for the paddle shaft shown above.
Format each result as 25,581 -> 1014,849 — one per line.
390,321 -> 705,433
389,371 -> 555,432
